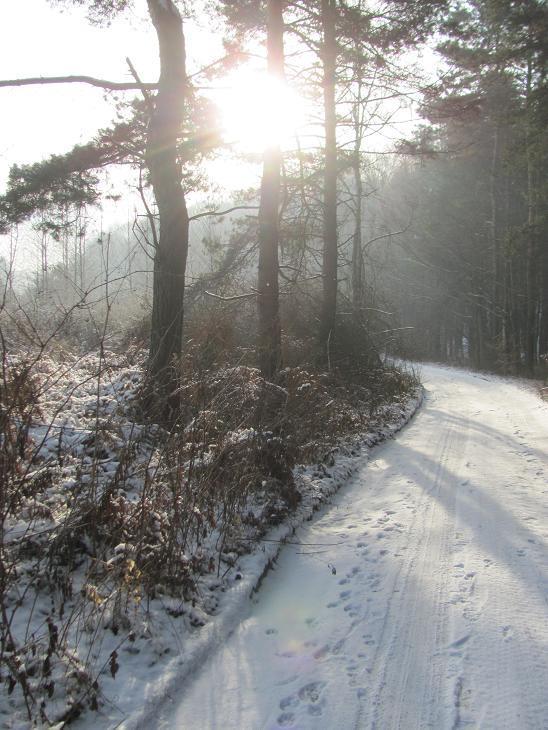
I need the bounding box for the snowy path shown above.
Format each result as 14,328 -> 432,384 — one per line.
158,365 -> 548,730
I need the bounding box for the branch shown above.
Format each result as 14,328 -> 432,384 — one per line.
363,223 -> 411,250
204,290 -> 258,301
189,205 -> 259,222
126,57 -> 154,112
0,75 -> 158,91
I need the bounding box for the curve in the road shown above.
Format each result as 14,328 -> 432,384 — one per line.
157,364 -> 548,730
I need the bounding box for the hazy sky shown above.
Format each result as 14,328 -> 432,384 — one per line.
0,0 -> 229,187
0,0 -> 437,274
0,1 -> 230,273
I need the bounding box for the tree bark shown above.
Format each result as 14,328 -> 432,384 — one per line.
351,73 -> 363,316
489,120 -> 501,363
319,0 -> 338,361
525,56 -> 538,373
257,0 -> 284,379
146,0 -> 189,403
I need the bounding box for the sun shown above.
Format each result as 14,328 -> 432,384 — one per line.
217,69 -> 307,153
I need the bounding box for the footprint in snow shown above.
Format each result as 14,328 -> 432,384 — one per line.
277,711 -> 295,726
275,674 -> 299,687
280,696 -> 299,710
448,634 -> 470,649
332,639 -> 345,654
298,681 -> 326,704
308,703 -> 324,717
313,644 -> 330,660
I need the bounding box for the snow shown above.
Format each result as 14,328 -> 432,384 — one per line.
1,350 -> 421,728
150,364 -> 548,729
65,372 -> 421,730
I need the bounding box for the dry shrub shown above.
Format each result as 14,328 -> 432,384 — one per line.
0,338 -> 418,727
0,360 -> 44,516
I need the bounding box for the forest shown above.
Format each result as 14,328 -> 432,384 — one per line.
0,0 -> 546,727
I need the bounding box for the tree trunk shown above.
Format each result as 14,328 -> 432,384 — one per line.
525,57 -> 538,373
351,79 -> 363,316
319,0 -> 338,362
257,0 -> 284,379
489,120 -> 502,364
146,0 -> 189,403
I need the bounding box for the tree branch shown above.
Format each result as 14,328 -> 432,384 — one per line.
189,205 -> 259,222
204,290 -> 258,301
0,75 -> 158,91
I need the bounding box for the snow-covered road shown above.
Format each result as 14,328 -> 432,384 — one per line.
158,365 -> 548,729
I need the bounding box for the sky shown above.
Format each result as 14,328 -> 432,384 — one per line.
0,0 -> 439,275
1,2 -> 155,184
0,0 -> 237,272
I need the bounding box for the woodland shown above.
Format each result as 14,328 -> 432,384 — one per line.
0,0 -> 546,725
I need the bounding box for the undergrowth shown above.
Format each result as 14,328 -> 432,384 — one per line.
0,339 -> 418,726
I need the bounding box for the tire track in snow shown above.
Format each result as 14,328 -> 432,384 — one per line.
357,403 -> 467,730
